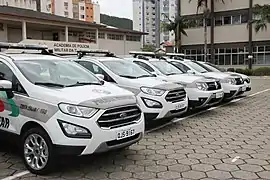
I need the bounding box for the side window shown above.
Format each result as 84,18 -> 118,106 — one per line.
0,62 -> 27,94
134,61 -> 154,72
76,61 -> 115,83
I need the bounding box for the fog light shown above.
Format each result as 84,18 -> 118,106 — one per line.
142,98 -> 162,108
58,120 -> 92,139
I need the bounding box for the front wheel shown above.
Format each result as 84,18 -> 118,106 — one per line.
21,127 -> 56,175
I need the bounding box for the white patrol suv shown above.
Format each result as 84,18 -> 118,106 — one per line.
0,43 -> 144,174
196,61 -> 251,92
127,52 -> 225,109
63,50 -> 188,122
166,57 -> 246,100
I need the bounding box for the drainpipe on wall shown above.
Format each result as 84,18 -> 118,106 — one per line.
155,0 -> 160,48
210,0 -> 215,64
22,21 -> 27,40
142,0 -> 145,47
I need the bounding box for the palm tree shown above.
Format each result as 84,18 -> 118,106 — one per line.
161,14 -> 189,53
251,4 -> 270,33
189,0 -> 225,63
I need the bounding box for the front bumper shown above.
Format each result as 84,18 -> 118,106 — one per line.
137,92 -> 188,121
45,109 -> 145,156
187,88 -> 224,108
222,83 -> 246,100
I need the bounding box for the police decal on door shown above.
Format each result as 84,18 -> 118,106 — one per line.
0,116 -> 9,129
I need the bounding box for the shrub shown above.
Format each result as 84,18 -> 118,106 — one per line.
235,68 -> 245,74
227,68 -> 235,72
252,67 -> 270,76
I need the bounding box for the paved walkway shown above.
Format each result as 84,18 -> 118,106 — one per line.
1,77 -> 270,180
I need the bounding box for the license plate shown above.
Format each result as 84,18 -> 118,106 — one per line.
175,102 -> 186,110
215,92 -> 223,99
117,129 -> 135,140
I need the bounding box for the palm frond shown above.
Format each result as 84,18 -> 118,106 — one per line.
251,4 -> 270,33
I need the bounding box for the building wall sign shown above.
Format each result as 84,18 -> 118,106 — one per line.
20,39 -> 98,54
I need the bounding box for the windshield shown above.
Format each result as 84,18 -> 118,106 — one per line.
185,61 -> 208,73
150,61 -> 183,75
15,60 -> 101,87
102,60 -> 154,78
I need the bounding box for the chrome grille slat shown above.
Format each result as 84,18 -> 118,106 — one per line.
98,113 -> 141,123
101,109 -> 139,116
97,105 -> 141,129
165,89 -> 186,103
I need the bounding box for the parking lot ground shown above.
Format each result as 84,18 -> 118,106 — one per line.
1,76 -> 270,180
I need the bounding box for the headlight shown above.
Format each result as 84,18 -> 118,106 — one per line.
58,103 -> 98,118
221,78 -> 236,85
196,82 -> 208,91
58,120 -> 92,138
140,87 -> 165,96
245,78 -> 250,83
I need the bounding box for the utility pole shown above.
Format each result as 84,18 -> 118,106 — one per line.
155,0 -> 161,48
142,0 -> 146,47
176,0 -> 180,53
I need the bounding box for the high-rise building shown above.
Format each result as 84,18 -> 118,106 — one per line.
133,0 -> 178,47
0,0 -> 100,23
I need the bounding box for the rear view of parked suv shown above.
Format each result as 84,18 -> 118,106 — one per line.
63,50 -> 189,122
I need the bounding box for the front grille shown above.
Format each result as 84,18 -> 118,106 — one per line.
97,105 -> 141,129
235,78 -> 244,85
207,81 -> 222,91
165,89 -> 186,103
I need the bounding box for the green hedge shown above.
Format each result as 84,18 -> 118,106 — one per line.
226,67 -> 270,76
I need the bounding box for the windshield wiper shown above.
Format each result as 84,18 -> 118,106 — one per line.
137,75 -> 152,78
167,73 -> 180,75
66,82 -> 102,87
119,75 -> 138,79
34,82 -> 65,88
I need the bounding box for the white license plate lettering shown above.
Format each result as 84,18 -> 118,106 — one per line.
117,129 -> 135,140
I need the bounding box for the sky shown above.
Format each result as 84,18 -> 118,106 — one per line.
98,0 -> 133,19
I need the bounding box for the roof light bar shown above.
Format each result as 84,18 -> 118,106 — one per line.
0,42 -> 48,51
77,49 -> 115,59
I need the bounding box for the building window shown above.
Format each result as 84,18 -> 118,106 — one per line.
107,34 -> 124,40
80,15 -> 85,19
64,11 -> 69,17
98,32 -> 105,39
64,2 -> 68,6
223,16 -> 231,25
80,6 -> 84,10
126,35 -> 141,42
232,15 -> 241,24
85,32 -> 96,39
241,14 -> 248,23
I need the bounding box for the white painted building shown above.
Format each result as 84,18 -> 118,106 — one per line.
0,0 -> 36,10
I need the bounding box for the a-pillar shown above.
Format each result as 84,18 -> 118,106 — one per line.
22,21 -> 27,40
65,26 -> 69,42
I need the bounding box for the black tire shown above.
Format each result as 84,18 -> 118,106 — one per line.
21,127 -> 56,175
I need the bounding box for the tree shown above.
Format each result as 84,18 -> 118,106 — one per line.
251,4 -> 270,33
161,14 -> 189,53
189,0 -> 225,63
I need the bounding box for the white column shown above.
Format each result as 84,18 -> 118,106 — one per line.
65,26 -> 69,42
96,28 -> 99,48
22,21 -> 27,40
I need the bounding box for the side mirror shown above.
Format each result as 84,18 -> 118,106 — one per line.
150,72 -> 157,77
187,70 -> 195,75
0,80 -> 14,99
96,74 -> 104,80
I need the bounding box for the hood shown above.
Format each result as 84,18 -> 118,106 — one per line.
30,82 -> 137,109
121,76 -> 183,90
201,72 -> 234,79
157,74 -> 216,84
225,72 -> 248,79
